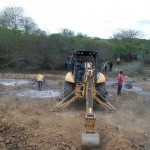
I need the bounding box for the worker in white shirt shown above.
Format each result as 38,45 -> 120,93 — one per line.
85,61 -> 92,69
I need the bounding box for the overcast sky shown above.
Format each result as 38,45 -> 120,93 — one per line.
0,0 -> 150,39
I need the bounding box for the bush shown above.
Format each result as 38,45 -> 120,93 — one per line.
125,62 -> 144,77
109,61 -> 144,77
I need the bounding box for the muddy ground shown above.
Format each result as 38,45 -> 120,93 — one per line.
0,72 -> 150,150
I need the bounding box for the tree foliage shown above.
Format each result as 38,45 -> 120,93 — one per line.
0,7 -> 24,30
113,29 -> 142,41
0,7 -> 150,71
0,7 -> 45,35
21,17 -> 37,35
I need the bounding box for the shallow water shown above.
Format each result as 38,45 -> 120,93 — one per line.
106,81 -> 117,86
0,78 -> 149,98
0,79 -> 31,86
106,80 -> 150,96
0,78 -> 61,99
124,86 -> 142,92
17,89 -> 61,99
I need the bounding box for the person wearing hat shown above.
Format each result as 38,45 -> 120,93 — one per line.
117,71 -> 124,95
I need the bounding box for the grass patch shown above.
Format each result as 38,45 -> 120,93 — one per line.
125,62 -> 144,77
109,61 -> 146,77
134,108 -> 147,116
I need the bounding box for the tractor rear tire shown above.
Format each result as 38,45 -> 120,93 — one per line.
96,82 -> 107,98
64,81 -> 74,98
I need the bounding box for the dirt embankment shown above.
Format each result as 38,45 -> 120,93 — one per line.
0,108 -> 133,150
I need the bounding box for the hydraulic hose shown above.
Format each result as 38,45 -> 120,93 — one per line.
87,76 -> 93,111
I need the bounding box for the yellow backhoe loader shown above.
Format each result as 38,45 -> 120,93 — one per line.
51,50 -> 116,149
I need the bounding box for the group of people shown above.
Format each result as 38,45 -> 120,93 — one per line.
35,70 -> 124,95
103,61 -> 113,71
117,53 -> 138,62
102,61 -> 124,95
35,55 -> 124,95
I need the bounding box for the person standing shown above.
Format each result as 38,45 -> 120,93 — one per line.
117,57 -> 120,65
109,61 -> 113,71
128,53 -> 132,61
117,71 -> 124,95
35,74 -> 45,91
104,61 -> 108,71
85,61 -> 92,69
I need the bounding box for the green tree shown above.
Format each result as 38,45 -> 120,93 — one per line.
113,29 -> 143,42
21,17 -> 37,35
0,7 -> 24,30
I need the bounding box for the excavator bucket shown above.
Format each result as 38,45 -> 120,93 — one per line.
81,112 -> 100,150
81,132 -> 100,150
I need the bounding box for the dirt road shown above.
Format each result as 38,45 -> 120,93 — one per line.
0,73 -> 150,150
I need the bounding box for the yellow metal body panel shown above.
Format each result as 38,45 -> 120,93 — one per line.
97,72 -> 105,83
85,113 -> 96,133
65,72 -> 74,83
51,69 -> 116,112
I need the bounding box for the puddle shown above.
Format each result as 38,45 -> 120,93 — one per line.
17,89 -> 61,99
106,80 -> 150,96
106,81 -> 117,86
138,91 -> 150,96
124,86 -> 150,96
124,86 -> 142,92
0,79 -> 31,86
0,78 -> 149,98
0,78 -> 61,99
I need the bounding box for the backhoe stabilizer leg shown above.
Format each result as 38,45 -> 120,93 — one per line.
50,101 -> 64,111
95,96 -> 116,111
106,101 -> 116,111
95,92 -> 116,111
50,96 -> 77,111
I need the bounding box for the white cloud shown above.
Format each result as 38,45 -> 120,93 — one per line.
0,0 -> 150,38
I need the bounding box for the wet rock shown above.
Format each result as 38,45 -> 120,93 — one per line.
125,83 -> 133,89
143,77 -> 150,82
